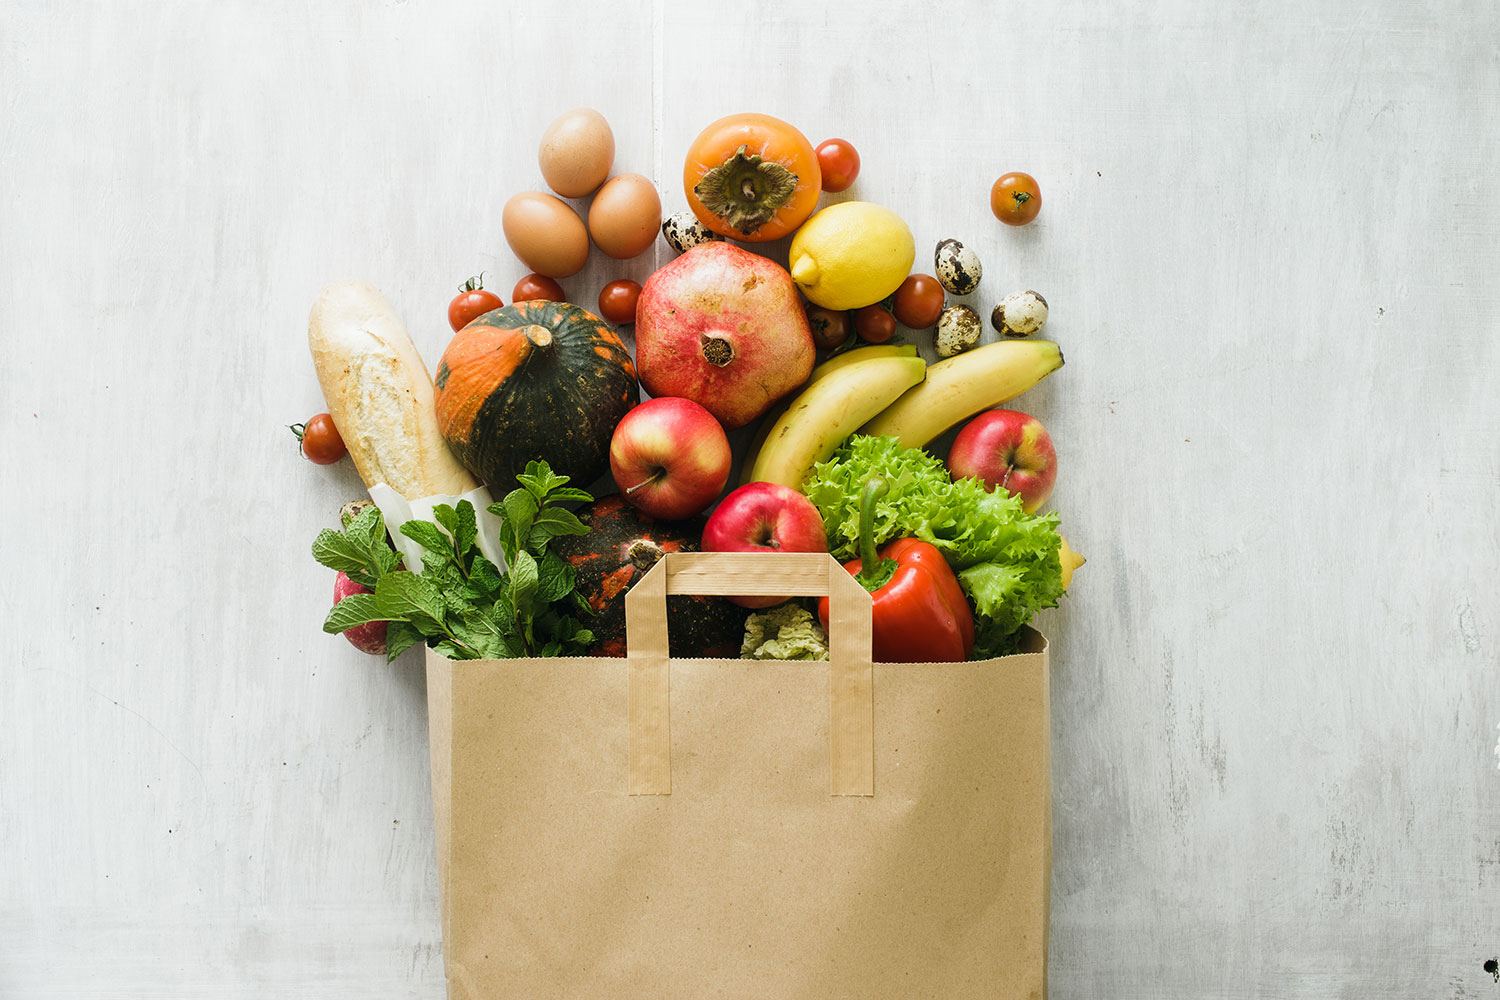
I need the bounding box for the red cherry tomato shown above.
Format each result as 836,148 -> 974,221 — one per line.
292,413 -> 346,465
512,272 -> 567,303
598,279 -> 642,325
892,273 -> 945,328
806,305 -> 850,350
991,172 -> 1042,226
448,274 -> 503,331
815,138 -> 861,193
853,304 -> 896,344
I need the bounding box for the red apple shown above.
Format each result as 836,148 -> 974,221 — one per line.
947,409 -> 1058,513
701,482 -> 828,608
610,397 -> 732,520
333,571 -> 387,655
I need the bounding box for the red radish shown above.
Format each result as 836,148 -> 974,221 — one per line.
333,572 -> 388,655
634,242 -> 815,429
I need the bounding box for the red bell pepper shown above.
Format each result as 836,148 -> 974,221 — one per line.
817,479 -> 975,663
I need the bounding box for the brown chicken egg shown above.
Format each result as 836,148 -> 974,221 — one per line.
538,108 -> 614,198
587,173 -> 662,260
502,191 -> 590,278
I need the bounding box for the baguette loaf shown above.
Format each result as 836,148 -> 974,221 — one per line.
307,279 -> 478,499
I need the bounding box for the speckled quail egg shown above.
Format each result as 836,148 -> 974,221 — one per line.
992,290 -> 1048,337
934,304 -> 983,358
661,211 -> 723,255
934,239 -> 982,295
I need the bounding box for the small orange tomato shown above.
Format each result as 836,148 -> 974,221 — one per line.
815,138 -> 860,193
892,273 -> 945,329
512,273 -> 566,303
448,275 -> 503,332
291,414 -> 346,465
805,306 -> 850,350
683,113 -> 821,242
598,279 -> 642,325
991,172 -> 1042,226
853,305 -> 896,344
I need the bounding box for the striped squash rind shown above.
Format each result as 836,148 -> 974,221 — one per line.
434,300 -> 638,492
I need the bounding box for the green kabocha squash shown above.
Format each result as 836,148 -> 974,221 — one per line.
551,495 -> 748,658
434,300 -> 638,491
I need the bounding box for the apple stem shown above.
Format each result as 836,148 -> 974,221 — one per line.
623,468 -> 667,495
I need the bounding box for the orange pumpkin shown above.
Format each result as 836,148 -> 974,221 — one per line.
683,113 -> 821,242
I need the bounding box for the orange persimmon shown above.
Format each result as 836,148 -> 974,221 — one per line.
683,113 -> 821,242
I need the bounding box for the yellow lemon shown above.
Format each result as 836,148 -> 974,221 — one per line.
788,201 -> 916,310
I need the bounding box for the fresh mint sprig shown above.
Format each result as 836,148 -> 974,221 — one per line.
311,460 -> 595,661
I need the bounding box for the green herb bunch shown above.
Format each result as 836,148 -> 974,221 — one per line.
312,461 -> 595,661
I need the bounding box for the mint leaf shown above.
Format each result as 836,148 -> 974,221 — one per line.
431,502 -> 459,536
471,555 -> 504,599
530,507 -> 588,549
385,620 -> 425,661
516,461 -> 569,500
542,486 -> 594,504
311,529 -> 370,577
323,593 -> 384,634
350,505 -> 384,551
374,572 -> 448,633
434,639 -> 475,660
500,489 -> 538,555
537,551 -> 575,602
453,500 -> 478,558
401,519 -> 452,561
510,549 -> 540,615
374,542 -> 404,576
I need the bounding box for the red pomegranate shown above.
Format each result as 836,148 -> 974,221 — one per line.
634,242 -> 815,429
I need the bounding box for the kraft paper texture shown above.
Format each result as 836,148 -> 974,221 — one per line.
424,550 -> 1050,1000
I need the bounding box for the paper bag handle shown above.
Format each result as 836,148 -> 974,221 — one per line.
624,551 -> 875,797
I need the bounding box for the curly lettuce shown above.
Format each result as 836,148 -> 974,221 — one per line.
802,434 -> 1064,657
741,602 -> 829,660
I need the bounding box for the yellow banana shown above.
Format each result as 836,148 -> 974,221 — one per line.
860,339 -> 1064,447
740,344 -> 918,485
1058,535 -> 1085,590
748,355 -> 928,488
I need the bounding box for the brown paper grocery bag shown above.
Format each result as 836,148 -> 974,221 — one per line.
425,551 -> 1050,1000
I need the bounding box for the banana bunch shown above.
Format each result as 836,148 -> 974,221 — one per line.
746,346 -> 927,489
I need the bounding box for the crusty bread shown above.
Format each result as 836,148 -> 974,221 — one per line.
307,279 -> 478,500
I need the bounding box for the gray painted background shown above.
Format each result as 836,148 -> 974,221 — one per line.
3,1 -> 1497,996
